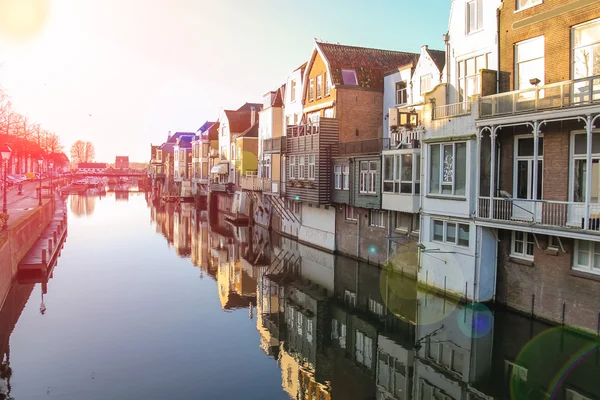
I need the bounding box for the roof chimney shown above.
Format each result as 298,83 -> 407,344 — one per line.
421,45 -> 428,52
251,107 -> 256,126
168,130 -> 172,140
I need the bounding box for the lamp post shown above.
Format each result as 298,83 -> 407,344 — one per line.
1,144 -> 12,228
37,158 -> 44,206
49,160 -> 54,195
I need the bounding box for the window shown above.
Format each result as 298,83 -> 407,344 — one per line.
383,155 -> 396,193
286,115 -> 293,127
355,331 -> 373,369
420,74 -> 433,94
324,72 -> 330,96
384,154 -> 420,194
309,78 -> 314,101
466,0 -> 483,34
395,212 -> 411,232
573,240 -> 600,275
517,0 -> 542,11
458,54 -> 488,101
432,220 -> 470,247
342,165 -> 350,190
573,19 -> 600,84
360,161 -> 377,194
370,210 -> 386,228
396,81 -> 407,105
511,231 -> 535,260
324,107 -> 334,118
316,75 -> 322,98
306,319 -> 313,344
368,299 -> 385,316
346,205 -> 357,221
298,156 -> 305,179
515,36 -> 545,91
571,132 -> 600,203
308,155 -> 315,180
344,290 -> 357,306
289,156 -> 296,179
334,165 -> 342,189
429,142 -> 467,196
290,80 -> 296,102
341,69 -> 358,85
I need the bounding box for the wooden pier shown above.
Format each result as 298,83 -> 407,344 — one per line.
18,201 -> 68,271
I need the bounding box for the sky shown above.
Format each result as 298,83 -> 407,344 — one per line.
0,0 -> 450,162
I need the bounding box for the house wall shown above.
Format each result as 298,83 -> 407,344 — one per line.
336,88 -> 383,143
411,46 -> 443,103
334,206 -> 389,265
332,159 -> 350,204
496,231 -> 600,332
352,156 -> 382,209
237,137 -> 258,175
298,204 -> 335,251
285,67 -> 305,130
304,52 -> 336,112
383,68 -> 414,138
499,0 -> 600,90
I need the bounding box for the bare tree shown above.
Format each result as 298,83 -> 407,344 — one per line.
70,140 -> 95,166
84,142 -> 95,162
43,131 -> 62,154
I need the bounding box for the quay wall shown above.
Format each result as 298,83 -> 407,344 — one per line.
0,200 -> 54,309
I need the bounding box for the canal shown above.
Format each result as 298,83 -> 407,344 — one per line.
0,192 -> 599,399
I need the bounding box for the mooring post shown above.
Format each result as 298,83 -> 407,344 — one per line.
444,276 -> 447,297
562,302 -> 566,325
531,294 -> 535,318
48,239 -> 53,254
465,282 -> 468,301
41,249 -> 47,264
597,312 -> 600,336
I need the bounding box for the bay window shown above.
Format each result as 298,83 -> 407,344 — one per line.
383,153 -> 420,194
360,161 -> 377,194
429,142 -> 467,196
511,231 -> 534,260
334,165 -> 342,189
574,240 -> 600,275
515,36 -> 545,91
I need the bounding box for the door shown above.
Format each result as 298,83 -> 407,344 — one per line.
513,137 -> 543,222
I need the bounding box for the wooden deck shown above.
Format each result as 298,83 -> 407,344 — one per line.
19,200 -> 68,271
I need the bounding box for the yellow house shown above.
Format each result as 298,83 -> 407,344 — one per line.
235,122 -> 259,176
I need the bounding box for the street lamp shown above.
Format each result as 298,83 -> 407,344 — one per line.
1,144 -> 12,228
49,160 -> 54,195
37,158 -> 44,206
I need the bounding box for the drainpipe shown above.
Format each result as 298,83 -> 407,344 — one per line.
496,7 -> 501,94
443,32 -> 451,104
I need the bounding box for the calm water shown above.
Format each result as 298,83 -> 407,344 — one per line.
0,192 -> 599,400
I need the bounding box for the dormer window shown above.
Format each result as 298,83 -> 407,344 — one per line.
341,69 -> 358,85
466,0 -> 483,34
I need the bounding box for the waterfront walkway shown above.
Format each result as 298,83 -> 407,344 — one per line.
1,180 -> 55,230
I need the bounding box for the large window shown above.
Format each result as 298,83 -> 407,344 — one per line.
466,0 -> 483,34
309,78 -> 314,101
573,19 -> 600,80
355,331 -> 373,369
511,231 -> 535,260
334,165 -> 342,189
396,81 -> 407,105
572,132 -> 600,203
316,75 -> 322,99
432,220 -> 470,247
458,54 -> 488,102
360,161 -> 377,194
342,165 -> 349,190
574,240 -> 600,275
515,36 -> 545,91
383,154 -> 421,194
420,74 -> 433,94
324,72 -> 331,96
429,142 -> 467,196
517,0 -> 542,11
370,210 -> 386,228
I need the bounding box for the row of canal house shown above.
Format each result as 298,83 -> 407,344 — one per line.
239,0 -> 600,332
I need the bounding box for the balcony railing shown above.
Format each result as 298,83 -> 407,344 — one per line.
239,176 -> 271,192
389,126 -> 423,149
339,138 -> 390,155
433,102 -> 472,119
479,75 -> 600,118
263,137 -> 286,153
478,197 -> 600,232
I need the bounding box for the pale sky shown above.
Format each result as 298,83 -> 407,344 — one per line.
0,0 -> 450,162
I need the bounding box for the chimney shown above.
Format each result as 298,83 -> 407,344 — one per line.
251,107 -> 256,126
421,44 -> 428,53
168,130 -> 172,140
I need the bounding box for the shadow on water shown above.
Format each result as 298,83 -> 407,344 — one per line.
0,192 -> 598,399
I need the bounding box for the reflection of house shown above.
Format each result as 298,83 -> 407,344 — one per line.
115,156 -> 129,170
173,203 -> 193,257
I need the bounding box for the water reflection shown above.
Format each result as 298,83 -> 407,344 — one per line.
0,196 -> 598,399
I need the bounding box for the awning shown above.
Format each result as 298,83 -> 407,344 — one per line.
211,164 -> 228,174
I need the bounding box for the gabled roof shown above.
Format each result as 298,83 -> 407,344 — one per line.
207,122 -> 220,140
272,88 -> 283,107
167,132 -> 195,144
426,48 -> 446,73
236,103 -> 263,112
238,122 -> 259,138
312,41 -> 420,90
223,110 -> 256,134
161,132 -> 195,153
197,121 -> 217,134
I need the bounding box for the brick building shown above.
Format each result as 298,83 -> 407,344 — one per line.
475,0 -> 600,331
115,156 -> 129,170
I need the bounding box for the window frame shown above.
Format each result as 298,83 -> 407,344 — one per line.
466,0 -> 483,35
341,69 -> 358,86
289,156 -> 296,179
572,18 -> 600,81
334,165 -> 342,189
511,231 -> 535,260
345,205 -> 357,221
431,219 -> 470,247
298,155 -> 306,179
342,164 -> 350,190
324,72 -> 331,96
370,210 -> 386,228
309,78 -> 315,101
516,0 -> 543,12
396,80 -> 407,105
420,74 -> 433,94
290,79 -> 297,102
359,160 -> 377,194
570,130 -> 600,204
573,239 -> 600,276
457,54 -> 488,102
308,155 -> 316,180
316,75 -> 323,99
514,36 -> 545,91
428,142 -> 468,197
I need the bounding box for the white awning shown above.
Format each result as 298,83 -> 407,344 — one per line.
210,164 -> 228,174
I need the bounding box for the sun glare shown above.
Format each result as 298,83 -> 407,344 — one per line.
0,0 -> 49,42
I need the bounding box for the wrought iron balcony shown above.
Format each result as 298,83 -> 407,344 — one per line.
479,75 -> 600,118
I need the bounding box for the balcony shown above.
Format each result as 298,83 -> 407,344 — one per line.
477,197 -> 600,233
339,138 -> 390,155
389,126 -> 423,150
286,117 -> 339,154
239,175 -> 270,191
210,182 -> 235,194
433,101 -> 472,119
479,75 -> 600,118
263,137 -> 286,154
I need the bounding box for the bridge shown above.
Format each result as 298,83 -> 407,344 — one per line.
73,171 -> 147,178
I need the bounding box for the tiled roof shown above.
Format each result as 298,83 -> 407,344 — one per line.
207,122 -> 220,140
197,121 -> 217,134
427,48 -> 446,73
238,122 -> 259,138
316,42 -> 420,90
272,88 -> 284,107
224,110 -> 257,134
167,132 -> 195,144
236,103 -> 263,112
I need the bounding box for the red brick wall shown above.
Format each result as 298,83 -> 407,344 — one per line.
499,0 -> 600,89
542,129 -> 570,201
496,231 -> 600,332
336,89 -> 383,143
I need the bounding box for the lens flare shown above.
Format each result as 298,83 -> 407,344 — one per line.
457,302 -> 493,339
0,0 -> 49,42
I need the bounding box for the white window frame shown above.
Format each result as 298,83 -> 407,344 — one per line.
570,130 -> 600,204
516,0 -> 543,11
466,0 -> 483,35
345,205 -> 357,221
360,161 -> 377,194
370,210 -> 386,228
342,164 -> 350,190
428,142 -> 467,196
309,78 -> 314,101
355,330 -> 373,369
572,18 -> 600,82
334,165 -> 342,189
344,289 -> 357,306
420,74 -> 433,94
289,156 -> 296,179
432,219 -> 470,247
396,80 -> 407,105
515,36 -> 545,91
308,155 -> 315,180
573,239 -> 600,276
324,72 -> 331,96
290,80 -> 296,102
511,231 -> 535,260
298,155 -> 306,179
458,54 -> 488,102
368,299 -> 385,316
316,75 -> 322,99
